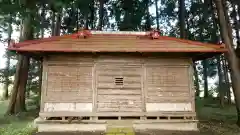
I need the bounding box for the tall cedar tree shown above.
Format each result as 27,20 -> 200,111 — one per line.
98,0 -> 105,30
5,0 -> 35,114
179,0 -> 186,39
4,14 -> 13,99
155,0 -> 160,30
209,0 -> 225,106
201,0 -> 210,98
215,0 -> 240,126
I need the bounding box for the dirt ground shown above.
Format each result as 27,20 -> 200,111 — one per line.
34,122 -> 240,135
35,132 -> 105,135
35,131 -> 198,135
34,131 -> 206,135
33,128 -> 238,135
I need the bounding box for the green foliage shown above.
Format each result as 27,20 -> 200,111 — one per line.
0,0 -> 22,15
197,58 -> 218,79
0,100 -> 37,135
109,0 -> 154,31
0,0 -> 238,133
160,0 -> 178,18
0,124 -> 36,135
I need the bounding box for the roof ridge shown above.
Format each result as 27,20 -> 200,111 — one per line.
10,30 -> 225,50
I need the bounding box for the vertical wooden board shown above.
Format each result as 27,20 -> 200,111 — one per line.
92,62 -> 97,113
40,59 -> 48,112
41,55 -> 195,116
144,58 -> 193,106
96,59 -> 143,112
189,61 -> 195,112
142,63 -> 146,112
145,63 -> 191,103
44,56 -> 94,103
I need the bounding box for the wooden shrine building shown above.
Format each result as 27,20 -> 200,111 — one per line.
8,30 -> 227,132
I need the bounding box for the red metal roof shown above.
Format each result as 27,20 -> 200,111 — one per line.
8,30 -> 227,53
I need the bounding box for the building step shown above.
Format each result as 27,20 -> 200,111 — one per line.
106,120 -> 135,135
105,127 -> 135,135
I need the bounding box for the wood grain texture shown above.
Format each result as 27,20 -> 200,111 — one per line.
96,58 -> 143,112
41,54 -> 195,116
45,56 -> 94,103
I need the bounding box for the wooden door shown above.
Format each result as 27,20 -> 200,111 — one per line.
96,62 -> 143,112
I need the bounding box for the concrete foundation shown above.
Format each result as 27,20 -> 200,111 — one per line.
133,122 -> 198,131
34,117 -> 198,132
38,123 -> 107,132
34,117 -> 107,132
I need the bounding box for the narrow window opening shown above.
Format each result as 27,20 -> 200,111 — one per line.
115,77 -> 124,86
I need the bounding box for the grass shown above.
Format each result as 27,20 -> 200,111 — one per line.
0,100 -> 37,135
0,98 -> 240,135
196,98 -> 240,135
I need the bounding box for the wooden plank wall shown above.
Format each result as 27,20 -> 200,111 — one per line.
95,56 -> 143,112
42,55 -> 94,112
41,55 -> 194,114
145,58 -> 192,112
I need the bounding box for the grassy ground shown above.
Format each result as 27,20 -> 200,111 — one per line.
196,98 -> 240,135
0,98 -> 240,135
0,100 -> 38,135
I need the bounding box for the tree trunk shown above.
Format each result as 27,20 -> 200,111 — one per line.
179,0 -> 186,39
90,0 -> 95,29
51,11 -> 56,36
211,0 -> 231,104
98,0 -> 104,30
4,14 -> 13,100
5,56 -> 23,115
6,17 -> 25,115
155,0 -> 160,30
222,55 -> 231,104
54,9 -> 62,36
5,9 -> 33,115
40,4 -> 46,38
16,56 -> 29,112
217,55 -> 224,107
210,1 -> 225,106
38,60 -> 43,109
4,53 -> 10,99
120,0 -> 134,31
215,0 -> 240,127
144,0 -> 151,31
193,62 -> 200,97
203,60 -> 209,98
84,9 -> 89,30
233,5 -> 240,48
76,8 -> 79,31
19,19 -> 24,39
222,0 -> 234,45
238,4 -> 240,28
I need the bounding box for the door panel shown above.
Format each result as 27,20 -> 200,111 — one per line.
96,63 -> 143,112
